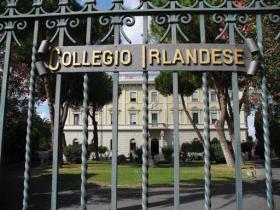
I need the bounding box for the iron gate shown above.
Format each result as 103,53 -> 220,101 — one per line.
0,0 -> 279,210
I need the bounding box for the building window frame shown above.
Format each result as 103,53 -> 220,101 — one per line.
210,91 -> 218,102
151,91 -> 158,103
73,113 -> 80,125
192,111 -> 200,124
151,111 -> 159,125
130,91 -> 137,103
210,111 -> 218,124
129,111 -> 137,125
192,91 -> 199,102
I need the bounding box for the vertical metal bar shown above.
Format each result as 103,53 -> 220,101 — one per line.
80,1 -> 93,209
199,1 -> 211,209
142,1 -> 149,210
51,4 -> 66,210
111,1 -> 121,209
227,1 -> 243,210
170,1 -> 180,209
22,4 -> 40,208
0,0 -> 16,164
0,31 -> 12,165
256,1 -> 274,209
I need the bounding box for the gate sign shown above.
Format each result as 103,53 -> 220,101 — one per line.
38,39 -> 259,75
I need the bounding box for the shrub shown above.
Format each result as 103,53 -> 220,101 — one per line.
162,146 -> 173,162
180,140 -> 204,162
134,147 -> 143,164
117,155 -> 127,164
64,144 -> 82,163
241,141 -> 253,154
210,140 -> 233,163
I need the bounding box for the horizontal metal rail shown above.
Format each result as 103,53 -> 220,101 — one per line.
0,7 -> 280,21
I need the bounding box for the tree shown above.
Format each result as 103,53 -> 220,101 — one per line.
155,71 -> 204,146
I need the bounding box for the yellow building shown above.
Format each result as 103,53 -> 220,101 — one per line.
64,73 -> 247,157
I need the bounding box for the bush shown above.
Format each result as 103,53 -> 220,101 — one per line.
210,140 -> 233,163
64,144 -> 82,163
117,155 -> 127,164
162,146 -> 173,162
180,140 -> 204,162
134,147 -> 143,164
241,141 -> 253,153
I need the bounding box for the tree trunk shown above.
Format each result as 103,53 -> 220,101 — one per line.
215,120 -> 235,167
180,94 -> 205,147
216,90 -> 235,168
43,76 -> 54,147
91,107 -> 99,160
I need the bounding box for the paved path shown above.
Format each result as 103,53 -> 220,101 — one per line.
0,161 -> 279,210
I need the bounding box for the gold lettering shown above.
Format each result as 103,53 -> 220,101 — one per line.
62,51 -> 72,67
223,49 -> 234,65
92,50 -> 102,66
103,50 -> 113,66
149,49 -> 160,65
121,50 -> 132,65
172,49 -> 185,65
200,49 -> 210,65
82,51 -> 91,66
212,49 -> 222,65
73,51 -> 81,67
235,49 -> 245,65
49,47 -> 61,71
186,49 -> 197,64
162,49 -> 171,65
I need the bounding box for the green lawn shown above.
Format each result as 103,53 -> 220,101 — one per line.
43,161 -> 253,188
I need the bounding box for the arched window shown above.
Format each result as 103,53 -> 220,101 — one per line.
72,138 -> 79,145
130,139 -> 136,152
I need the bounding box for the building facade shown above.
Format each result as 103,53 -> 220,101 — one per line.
64,73 -> 248,158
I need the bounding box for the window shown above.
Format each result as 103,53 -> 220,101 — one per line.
129,112 -> 137,125
74,114 -> 79,125
192,91 -> 199,102
211,112 -> 218,124
192,112 -> 199,124
210,91 -> 218,102
130,91 -> 137,102
151,92 -> 158,103
130,139 -> 136,152
72,138 -> 79,145
110,112 -> 113,125
151,112 -> 158,125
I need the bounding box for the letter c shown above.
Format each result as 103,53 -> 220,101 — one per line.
49,47 -> 61,71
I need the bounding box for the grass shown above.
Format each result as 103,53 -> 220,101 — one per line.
42,161 -> 253,188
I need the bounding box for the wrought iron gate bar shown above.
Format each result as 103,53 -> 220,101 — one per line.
256,0 -> 274,209
199,0 -> 211,209
142,1 -> 149,209
111,1 -> 122,210
80,1 -> 94,210
51,2 -> 67,210
22,3 -> 40,209
171,2 -> 180,210
227,1 -> 243,210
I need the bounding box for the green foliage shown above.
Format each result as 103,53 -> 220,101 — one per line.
134,147 -> 143,164
255,110 -> 280,158
180,140 -> 204,161
162,146 -> 173,162
210,140 -> 233,163
117,155 -> 127,164
64,144 -> 82,164
241,141 -> 253,154
3,114 -> 51,164
155,71 -> 202,97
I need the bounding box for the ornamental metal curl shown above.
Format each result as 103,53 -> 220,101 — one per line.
233,14 -> 250,40
46,18 -> 80,44
80,0 -> 98,13
232,0 -> 256,9
147,0 -> 170,9
268,14 -> 280,40
213,14 -> 228,40
121,16 -> 135,43
121,0 -> 144,10
0,20 -> 27,46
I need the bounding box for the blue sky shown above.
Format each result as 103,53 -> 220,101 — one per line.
77,0 -> 112,8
